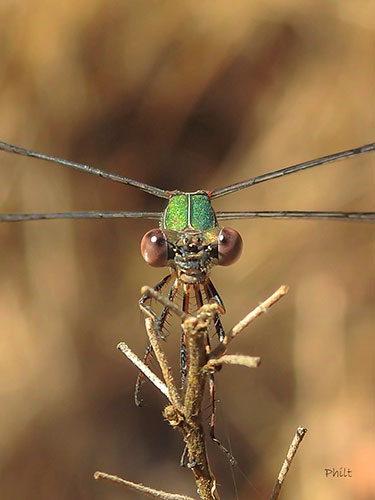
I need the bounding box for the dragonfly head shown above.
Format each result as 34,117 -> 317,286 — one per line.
140,191 -> 242,282
140,227 -> 242,284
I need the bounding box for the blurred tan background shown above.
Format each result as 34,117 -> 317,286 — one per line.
0,1 -> 373,499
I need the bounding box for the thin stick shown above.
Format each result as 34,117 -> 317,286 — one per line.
141,285 -> 190,320
226,285 -> 289,344
203,354 -> 261,371
101,286 -> 291,499
269,427 -> 308,500
94,471 -> 198,500
179,308 -> 220,500
117,342 -> 171,402
144,317 -> 183,411
209,285 -> 289,359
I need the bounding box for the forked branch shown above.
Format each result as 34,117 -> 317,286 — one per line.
95,284 -> 304,499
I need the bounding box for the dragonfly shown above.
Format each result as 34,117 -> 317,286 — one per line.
1,140 -> 374,398
1,139 -> 374,462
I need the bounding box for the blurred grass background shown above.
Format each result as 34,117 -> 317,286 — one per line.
0,1 -> 373,499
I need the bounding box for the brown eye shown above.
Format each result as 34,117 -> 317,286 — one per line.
140,229 -> 169,267
218,227 -> 243,266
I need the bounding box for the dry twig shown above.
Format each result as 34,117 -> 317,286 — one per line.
117,341 -> 171,402
95,284 -> 304,499
269,427 -> 308,500
94,471 -> 198,500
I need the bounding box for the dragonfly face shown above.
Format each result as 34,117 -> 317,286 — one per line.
140,191 -> 243,284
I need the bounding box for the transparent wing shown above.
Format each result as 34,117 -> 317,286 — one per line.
217,211 -> 375,222
0,140 -> 170,199
211,143 -> 375,199
0,211 -> 163,222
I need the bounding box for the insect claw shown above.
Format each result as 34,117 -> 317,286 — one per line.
154,320 -> 166,339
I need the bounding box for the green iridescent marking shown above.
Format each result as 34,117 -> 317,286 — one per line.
163,192 -> 218,232
163,195 -> 188,231
190,194 -> 217,231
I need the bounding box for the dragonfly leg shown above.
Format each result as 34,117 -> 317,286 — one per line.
139,274 -> 173,337
154,277 -> 180,337
205,279 -> 226,342
180,445 -> 188,467
134,343 -> 154,406
208,372 -> 236,466
180,444 -> 198,469
180,284 -> 190,387
135,275 -> 179,406
194,284 -> 235,464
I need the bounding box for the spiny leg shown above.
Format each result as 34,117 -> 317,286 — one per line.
208,371 -> 236,466
134,343 -> 154,406
205,279 -> 226,313
204,279 -> 225,342
179,283 -> 208,386
157,278 -> 181,336
180,283 -> 191,387
135,275 -> 179,406
139,274 -> 173,335
203,281 -> 235,463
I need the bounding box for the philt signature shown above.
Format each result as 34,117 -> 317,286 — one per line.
324,467 -> 352,478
